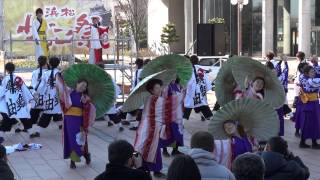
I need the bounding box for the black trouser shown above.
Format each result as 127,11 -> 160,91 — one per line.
183,105 -> 213,120
0,113 -> 32,131
106,114 -> 121,124
38,113 -> 62,128
213,102 -> 220,111
30,109 -> 43,124
128,109 -> 143,121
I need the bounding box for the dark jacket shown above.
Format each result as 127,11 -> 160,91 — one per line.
95,164 -> 151,180
0,159 -> 14,180
259,151 -> 309,180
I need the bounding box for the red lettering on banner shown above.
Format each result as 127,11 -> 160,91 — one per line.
74,14 -> 89,33
50,7 -> 59,17
61,8 -> 75,17
53,28 -> 63,33
17,14 -> 32,34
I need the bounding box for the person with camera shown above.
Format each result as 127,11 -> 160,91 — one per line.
95,140 -> 151,180
258,136 -> 309,180
0,144 -> 14,180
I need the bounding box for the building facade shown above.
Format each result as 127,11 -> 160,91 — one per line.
148,0 -> 320,57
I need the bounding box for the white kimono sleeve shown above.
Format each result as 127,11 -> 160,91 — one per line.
32,20 -> 40,41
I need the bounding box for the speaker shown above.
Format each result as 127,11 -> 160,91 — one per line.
197,24 -> 225,56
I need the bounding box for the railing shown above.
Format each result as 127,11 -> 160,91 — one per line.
2,32 -> 134,103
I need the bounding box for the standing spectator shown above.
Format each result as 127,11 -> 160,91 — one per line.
189,131 -> 235,180
95,140 -> 151,180
167,154 -> 201,180
0,145 -> 14,180
232,153 -> 265,180
259,137 -> 309,180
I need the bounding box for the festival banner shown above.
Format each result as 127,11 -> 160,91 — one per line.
4,0 -> 114,56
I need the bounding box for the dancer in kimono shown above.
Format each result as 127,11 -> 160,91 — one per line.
310,55 -> 320,77
88,14 -> 109,65
265,60 -> 288,136
32,8 -> 48,60
292,52 -> 307,116
161,79 -> 184,156
134,79 -> 166,178
233,77 -> 265,100
127,58 -> 144,130
56,74 -> 95,169
104,80 -> 123,131
36,57 -> 62,136
296,65 -> 320,149
0,63 -> 33,143
184,55 -> 213,122
293,62 -> 309,137
213,120 -> 256,169
29,56 -> 48,138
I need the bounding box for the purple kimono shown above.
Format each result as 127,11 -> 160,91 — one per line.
231,136 -> 253,160
275,61 -> 289,136
295,75 -> 320,140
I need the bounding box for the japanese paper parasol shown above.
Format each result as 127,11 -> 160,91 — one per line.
140,54 -> 192,87
214,58 -> 237,106
231,56 -> 285,108
63,64 -> 115,118
122,70 -> 177,112
208,98 -> 279,141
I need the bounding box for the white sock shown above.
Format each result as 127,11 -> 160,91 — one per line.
126,113 -> 136,121
117,123 -> 122,128
55,121 -> 62,128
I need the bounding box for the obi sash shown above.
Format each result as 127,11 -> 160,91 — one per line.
65,107 -> 83,116
300,91 -> 318,103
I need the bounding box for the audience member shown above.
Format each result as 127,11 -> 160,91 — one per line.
189,131 -> 235,180
0,145 -> 14,180
232,153 -> 265,180
95,140 -> 151,180
259,137 -> 309,180
167,154 -> 201,180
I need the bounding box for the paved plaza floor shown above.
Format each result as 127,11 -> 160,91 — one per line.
1,61 -> 320,180
3,110 -> 320,180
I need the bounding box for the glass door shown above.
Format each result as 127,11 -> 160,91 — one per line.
311,27 -> 320,56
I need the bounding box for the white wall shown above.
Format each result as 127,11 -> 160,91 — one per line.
148,0 -> 169,54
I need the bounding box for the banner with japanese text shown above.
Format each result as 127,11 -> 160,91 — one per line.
4,0 -> 114,56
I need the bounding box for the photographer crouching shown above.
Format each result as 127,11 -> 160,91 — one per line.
95,140 -> 151,180
258,136 -> 309,180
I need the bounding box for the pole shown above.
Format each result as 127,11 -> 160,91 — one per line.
9,31 -> 12,62
116,15 -> 120,64
71,34 -> 75,65
237,4 -> 241,56
121,39 -> 125,103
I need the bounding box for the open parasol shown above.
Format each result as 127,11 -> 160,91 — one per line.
231,56 -> 285,108
140,54 -> 192,87
214,58 -> 237,106
208,98 -> 279,141
63,64 -> 115,118
122,70 -> 177,112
